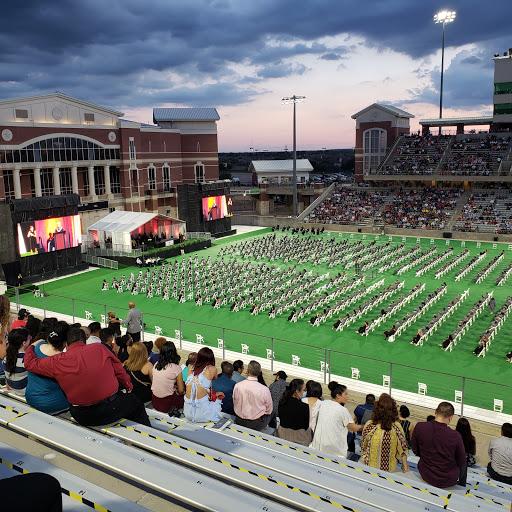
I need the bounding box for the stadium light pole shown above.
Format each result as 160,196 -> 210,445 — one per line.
282,95 -> 306,216
434,10 -> 456,121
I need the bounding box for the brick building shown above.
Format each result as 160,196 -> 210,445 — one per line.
0,93 -> 219,230
351,104 -> 413,182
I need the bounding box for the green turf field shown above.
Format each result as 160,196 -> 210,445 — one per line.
17,228 -> 512,413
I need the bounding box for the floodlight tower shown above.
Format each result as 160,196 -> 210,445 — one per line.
282,95 -> 306,216
434,10 -> 456,120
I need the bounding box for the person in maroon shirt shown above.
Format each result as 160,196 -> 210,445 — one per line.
411,401 -> 466,488
24,327 -> 150,427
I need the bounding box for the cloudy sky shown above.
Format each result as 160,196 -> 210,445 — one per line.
2,1 -> 511,151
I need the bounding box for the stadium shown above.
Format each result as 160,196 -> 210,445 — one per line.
0,48 -> 512,512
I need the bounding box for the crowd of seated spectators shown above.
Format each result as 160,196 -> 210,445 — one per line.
380,186 -> 462,230
306,189 -> 390,224
441,135 -> 511,177
379,134 -> 451,175
453,190 -> 512,234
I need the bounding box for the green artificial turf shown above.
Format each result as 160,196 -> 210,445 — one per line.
17,228 -> 512,413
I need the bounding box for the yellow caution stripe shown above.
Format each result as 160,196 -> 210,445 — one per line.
0,456 -> 111,511
116,423 -> 361,511
465,489 -> 510,508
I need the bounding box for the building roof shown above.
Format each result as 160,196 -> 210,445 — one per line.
153,108 -> 220,123
87,210 -> 184,234
250,159 -> 313,173
419,116 -> 494,126
351,103 -> 414,119
0,92 -> 124,117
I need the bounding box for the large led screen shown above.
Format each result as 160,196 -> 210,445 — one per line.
202,195 -> 232,221
17,215 -> 82,257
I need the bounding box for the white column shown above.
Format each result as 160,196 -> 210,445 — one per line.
71,166 -> 78,194
104,165 -> 111,195
88,165 -> 96,198
34,167 -> 42,197
53,166 -> 61,195
13,168 -> 22,199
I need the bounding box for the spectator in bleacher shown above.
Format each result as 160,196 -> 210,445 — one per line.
231,359 -> 245,383
354,394 -> 375,426
114,333 -> 132,363
99,328 -> 115,354
2,328 -> 30,396
361,393 -> 410,473
107,311 -> 122,338
24,326 -> 151,427
456,418 -> 476,468
487,422 -> 512,484
301,380 -> 323,433
10,308 -> 29,329
184,347 -> 224,423
310,381 -> 362,459
79,325 -> 90,343
26,323 -> 70,414
0,472 -> 62,512
275,379 -> 312,446
151,341 -> 185,414
411,402 -> 466,488
182,351 -> 197,382
268,370 -> 288,428
122,301 -> 142,342
398,405 -> 414,448
87,322 -> 101,344
212,361 -> 236,415
25,315 -> 41,342
233,360 -> 272,431
0,295 -> 11,364
149,336 -> 167,365
123,342 -> 153,404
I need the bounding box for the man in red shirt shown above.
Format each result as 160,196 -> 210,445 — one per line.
11,308 -> 29,329
24,327 -> 150,427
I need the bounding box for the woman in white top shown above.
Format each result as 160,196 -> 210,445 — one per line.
301,380 -> 324,432
309,381 -> 362,458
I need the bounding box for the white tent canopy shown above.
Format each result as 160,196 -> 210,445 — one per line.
87,210 -> 186,252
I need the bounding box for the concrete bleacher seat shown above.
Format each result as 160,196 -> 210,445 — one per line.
0,441 -> 148,511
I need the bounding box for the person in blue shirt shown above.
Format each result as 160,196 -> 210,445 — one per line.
212,361 -> 236,415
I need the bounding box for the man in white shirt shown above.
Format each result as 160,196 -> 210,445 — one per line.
233,360 -> 272,431
86,322 -> 101,344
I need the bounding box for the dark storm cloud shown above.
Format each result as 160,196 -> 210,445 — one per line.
1,0 -> 510,110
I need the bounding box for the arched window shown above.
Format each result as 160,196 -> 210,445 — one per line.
195,162 -> 205,183
148,165 -> 156,190
162,164 -> 170,191
363,129 -> 387,174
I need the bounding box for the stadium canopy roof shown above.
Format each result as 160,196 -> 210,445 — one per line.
87,210 -> 185,251
419,116 -> 493,127
351,103 -> 414,119
153,108 -> 220,123
249,159 -> 314,172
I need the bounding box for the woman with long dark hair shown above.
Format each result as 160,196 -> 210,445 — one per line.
26,322 -> 70,414
398,405 -> 415,448
115,333 -> 132,363
184,347 -> 224,423
123,342 -> 153,403
3,328 -> 30,396
456,417 -> 476,467
301,380 -> 324,432
361,393 -> 410,472
152,342 -> 185,413
276,379 -> 312,445
309,381 -> 362,458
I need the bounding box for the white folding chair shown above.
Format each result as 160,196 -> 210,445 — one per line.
241,344 -> 249,355
196,334 -> 204,345
455,390 -> 462,403
351,367 -> 360,380
418,382 -> 427,395
494,399 -> 503,413
85,311 -> 93,320
292,355 -> 300,366
155,326 -> 163,336
382,375 -> 390,387
175,329 -> 182,340
266,349 -> 274,360
217,338 -> 224,349
101,314 -> 106,326
320,361 -> 329,372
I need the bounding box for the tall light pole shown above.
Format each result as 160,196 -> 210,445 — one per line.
282,95 -> 306,216
434,10 -> 456,121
